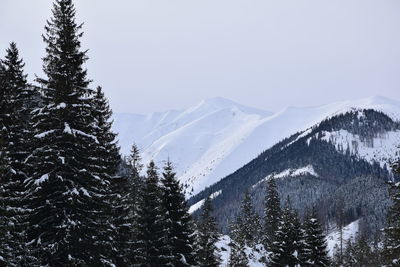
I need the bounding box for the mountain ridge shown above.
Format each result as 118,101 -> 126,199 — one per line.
112,95 -> 400,196
188,108 -> 398,235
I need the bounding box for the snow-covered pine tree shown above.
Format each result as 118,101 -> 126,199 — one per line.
136,161 -> 167,267
229,219 -> 249,267
238,191 -> 261,247
92,86 -> 120,177
335,198 -> 345,265
25,1 -> 116,265
302,207 -> 330,266
0,59 -> 9,266
0,43 -> 36,266
92,86 -> 124,264
383,156 -> 400,266
229,192 -> 260,267
269,198 -> 305,267
197,195 -> 221,267
160,161 -> 197,266
263,177 -> 281,251
125,144 -> 144,265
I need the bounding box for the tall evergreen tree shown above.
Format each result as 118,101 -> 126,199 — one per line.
126,144 -> 144,220
197,196 -> 221,267
92,86 -> 120,178
341,239 -> 356,266
302,208 -> 330,266
111,144 -> 144,266
335,199 -> 345,265
125,144 -> 144,265
136,161 -> 167,267
160,161 -> 197,266
0,43 -> 35,266
92,86 -> 123,264
229,219 -> 249,267
263,177 -> 281,251
229,192 -> 260,267
0,58 -> 9,267
237,191 -> 262,247
269,199 -> 305,267
25,1 -> 115,265
352,234 -> 374,266
383,155 -> 400,266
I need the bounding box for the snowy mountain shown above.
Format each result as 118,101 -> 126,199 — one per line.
113,96 -> 400,196
188,106 -> 399,235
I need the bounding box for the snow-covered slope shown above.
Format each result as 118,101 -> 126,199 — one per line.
326,220 -> 360,256
319,129 -> 400,169
113,96 -> 400,196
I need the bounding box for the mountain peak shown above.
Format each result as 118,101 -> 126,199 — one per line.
357,95 -> 400,106
192,97 -> 272,117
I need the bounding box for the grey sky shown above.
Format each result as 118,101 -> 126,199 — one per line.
1,0 -> 400,113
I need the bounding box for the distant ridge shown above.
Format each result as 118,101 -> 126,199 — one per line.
113,95 -> 400,195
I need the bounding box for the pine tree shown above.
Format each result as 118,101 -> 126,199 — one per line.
197,196 -> 221,267
92,86 -> 123,264
92,86 -> 120,178
238,191 -> 261,247
341,239 -> 356,266
269,198 -> 304,267
136,161 -> 167,267
229,219 -> 249,267
383,155 -> 400,266
352,234 -> 373,266
0,43 -> 35,266
115,143 -> 144,266
126,143 -> 144,223
263,177 -> 281,251
160,161 -> 197,266
334,198 -> 345,265
229,192 -> 260,267
25,1 -> 116,265
302,208 -> 330,266
0,61 -> 9,266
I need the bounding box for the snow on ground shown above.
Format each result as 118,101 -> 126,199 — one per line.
326,220 -> 360,256
253,165 -> 318,188
113,96 -> 400,196
215,220 -> 359,266
188,190 -> 222,214
216,235 -> 265,267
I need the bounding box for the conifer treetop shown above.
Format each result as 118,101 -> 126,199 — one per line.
39,0 -> 90,101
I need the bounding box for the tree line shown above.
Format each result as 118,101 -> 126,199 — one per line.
227,174 -> 400,266
1,0 -> 399,266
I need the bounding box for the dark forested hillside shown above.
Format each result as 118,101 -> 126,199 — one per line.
189,109 -> 399,235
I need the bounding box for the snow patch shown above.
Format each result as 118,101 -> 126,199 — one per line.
35,174 -> 49,185
56,102 -> 66,109
35,130 -> 56,139
64,123 -> 73,134
319,129 -> 400,169
188,190 -> 222,214
217,235 -> 265,267
253,165 -> 318,189
326,220 -> 359,256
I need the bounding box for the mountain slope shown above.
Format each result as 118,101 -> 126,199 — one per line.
188,109 -> 399,235
113,96 -> 400,196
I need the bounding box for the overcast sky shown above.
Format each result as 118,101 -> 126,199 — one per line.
1,0 -> 400,113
